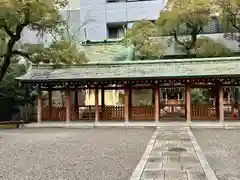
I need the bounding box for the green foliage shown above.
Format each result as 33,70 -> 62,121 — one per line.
0,0 -> 75,81
217,0 -> 240,32
156,0 -> 212,55
188,89 -> 211,104
0,63 -> 36,121
195,37 -> 233,57
124,20 -> 165,60
23,36 -> 88,66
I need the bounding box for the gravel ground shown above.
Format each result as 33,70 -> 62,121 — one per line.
0,128 -> 154,180
192,128 -> 240,180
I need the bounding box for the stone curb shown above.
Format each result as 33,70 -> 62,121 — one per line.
187,128 -> 218,180
129,130 -> 159,180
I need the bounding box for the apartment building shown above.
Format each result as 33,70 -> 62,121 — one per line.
59,0 -> 165,41
21,0 -> 240,51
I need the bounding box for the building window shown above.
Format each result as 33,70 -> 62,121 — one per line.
107,24 -> 125,39
107,0 -> 154,2
127,0 -> 155,2
107,0 -> 125,3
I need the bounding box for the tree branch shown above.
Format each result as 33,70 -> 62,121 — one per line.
0,10 -> 30,82
0,19 -> 15,38
172,30 -> 186,47
12,50 -> 29,59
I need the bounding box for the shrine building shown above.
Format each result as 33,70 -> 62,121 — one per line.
16,56 -> 240,125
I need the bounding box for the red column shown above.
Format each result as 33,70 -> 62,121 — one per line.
154,86 -> 160,122
219,86 -> 224,122
75,91 -> 79,120
95,87 -> 99,122
185,83 -> 191,122
124,85 -> 129,121
129,86 -> 132,120
48,90 -> 52,120
66,90 -> 71,123
215,86 -> 220,120
37,89 -> 42,123
101,87 -> 105,120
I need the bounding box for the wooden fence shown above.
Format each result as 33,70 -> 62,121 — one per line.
41,104 -> 240,121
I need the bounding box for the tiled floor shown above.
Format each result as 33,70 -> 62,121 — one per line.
140,127 -> 208,180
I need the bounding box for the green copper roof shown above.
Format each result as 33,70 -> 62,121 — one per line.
81,42 -> 132,62
16,57 -> 240,82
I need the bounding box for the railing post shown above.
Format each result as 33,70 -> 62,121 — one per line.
37,88 -> 42,123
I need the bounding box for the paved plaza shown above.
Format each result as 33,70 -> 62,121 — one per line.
193,128 -> 240,180
0,126 -> 231,180
131,127 -> 217,180
0,128 -> 153,180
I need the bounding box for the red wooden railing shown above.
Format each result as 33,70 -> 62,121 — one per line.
104,106 -> 124,120
224,104 -> 238,120
160,104 -> 185,121
131,105 -> 154,121
191,105 -> 216,120
41,104 -> 240,121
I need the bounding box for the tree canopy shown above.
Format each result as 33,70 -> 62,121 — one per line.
156,0 -> 213,55
124,20 -> 165,60
217,0 -> 240,33
0,0 -> 88,82
125,0 -> 234,59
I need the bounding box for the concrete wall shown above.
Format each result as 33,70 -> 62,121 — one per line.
79,0 -> 165,41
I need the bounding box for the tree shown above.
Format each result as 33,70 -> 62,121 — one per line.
0,62 -> 36,121
195,37 -> 232,57
217,0 -> 240,33
0,0 -> 68,81
124,20 -> 165,60
156,0 -> 213,55
23,31 -> 89,66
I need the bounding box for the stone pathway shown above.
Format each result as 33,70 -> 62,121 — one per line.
131,127 -> 217,180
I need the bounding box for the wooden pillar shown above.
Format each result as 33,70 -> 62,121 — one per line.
154,86 -> 160,122
215,87 -> 220,120
74,91 -> 79,120
66,90 -> 71,123
129,86 -> 132,120
48,90 -> 52,120
227,91 -> 231,104
124,85 -> 130,122
185,83 -> 191,122
101,87 -> 105,120
95,87 -> 99,122
219,86 -> 224,122
37,89 -> 42,123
